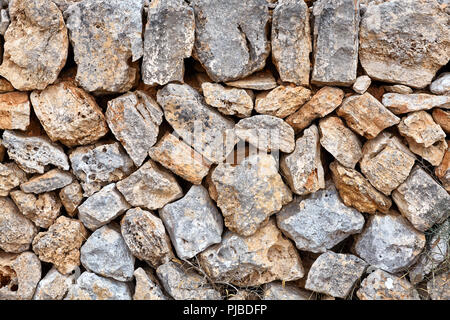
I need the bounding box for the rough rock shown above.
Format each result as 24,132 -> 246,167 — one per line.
255,85 -> 311,118
81,224 -> 134,282
409,220 -> 450,284
0,162 -> 27,196
20,169 -> 73,194
159,185 -> 223,259
157,83 -> 236,163
156,261 -> 221,300
330,161 -> 392,214
59,181 -> 83,216
435,148 -> 450,191
286,87 -> 344,133
33,267 -> 74,300
10,190 -> 61,229
0,8 -> 9,36
191,0 -> 270,82
383,84 -> 413,94
392,166 -> 450,232
32,216 -> 87,274
337,93 -> 400,139
0,251 -> 41,300
212,154 -> 292,236
0,78 -> 14,93
263,282 -> 313,300
65,272 -> 132,300
116,160 -> 183,210
427,272 -> 450,300
319,116 -> 362,168
353,75 -> 371,95
0,0 -> 68,90
2,130 -> 69,174
432,109 -> 450,133
280,125 -> 325,195
311,0 -> 359,86
305,251 -> 367,299
149,132 -> 211,185
357,269 -> 420,300
0,197 -> 37,253
133,267 -> 168,300
271,0 -> 311,86
78,183 -> 130,231
30,81 -> 108,147
0,92 -> 30,130
398,111 -> 446,148
53,0 -> 82,12
64,0 -> 144,93
69,142 -> 134,196
225,70 -> 277,91
353,213 -> 426,273
202,82 -> 254,118
359,0 -> 450,89
120,208 -> 174,268
277,181 -> 365,253
382,93 -> 450,115
198,219 -> 304,286
406,138 -> 447,166
235,115 -> 295,153
360,132 -> 416,195
430,72 -> 450,95
142,0 -> 194,86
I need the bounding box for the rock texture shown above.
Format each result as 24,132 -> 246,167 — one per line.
225,70 -> 277,90
255,85 -> 311,118
33,267 -> 74,300
263,282 -> 313,300
398,111 -> 445,148
435,148 -> 450,191
20,169 -> 73,194
59,181 -> 83,216
427,272 -> 450,300
0,162 -> 27,196
382,93 -> 450,115
0,92 -> 30,130
430,72 -> 450,95
133,267 -> 168,300
432,109 -> 450,133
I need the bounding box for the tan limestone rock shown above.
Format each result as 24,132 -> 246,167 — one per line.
255,85 -> 311,118
0,92 -> 30,130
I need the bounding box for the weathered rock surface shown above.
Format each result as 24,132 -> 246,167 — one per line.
353,75 -> 371,95
281,125 -> 324,195
0,197 -> 37,253
360,132 -> 415,195
427,272 -> 450,300
0,251 -> 41,300
430,72 -> 450,95
20,169 -> 73,194
159,185 -> 223,259
337,93 -> 400,139
59,181 -> 83,216
202,82 -> 254,118
263,282 -> 313,300
398,111 -> 446,148
435,148 -> 450,191
235,115 -> 295,153
212,154 -> 292,236
357,269 -> 420,300
65,271 -> 132,300
156,261 -> 221,300
0,92 -> 30,130
32,216 -> 87,274
149,133 -> 211,185
225,70 -> 277,91
81,224 -> 134,282
133,267 -> 168,300
30,81 -> 108,147
69,142 -> 134,196
353,213 -> 426,273
432,109 -> 450,133
191,0 -> 270,82
33,267 -> 74,300
78,183 -> 130,231
382,93 -> 450,115
311,0 -> 360,86
286,86 -> 344,133
277,182 -> 365,253
406,138 -> 447,167
383,84 -> 413,94
199,219 -> 304,286
64,0 -> 144,93
330,161 -> 392,214
0,162 -> 27,196
0,0 -> 68,90
0,78 -> 14,93
116,160 -> 183,210
2,130 -> 69,174
106,91 -> 163,167
120,208 -> 173,268
305,251 -> 367,299
319,116 -> 362,168
157,83 -> 236,163
359,0 -> 450,89
142,0 -> 194,86
271,0 -> 311,86
255,85 -> 311,118
11,190 -> 61,229
392,166 -> 450,232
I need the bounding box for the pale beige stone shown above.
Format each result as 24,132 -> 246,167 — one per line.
0,92 -> 30,131
0,162 -> 27,197
398,111 -> 446,148
255,85 -> 311,118
225,70 -> 277,91
59,181 -> 83,216
382,93 -> 450,115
